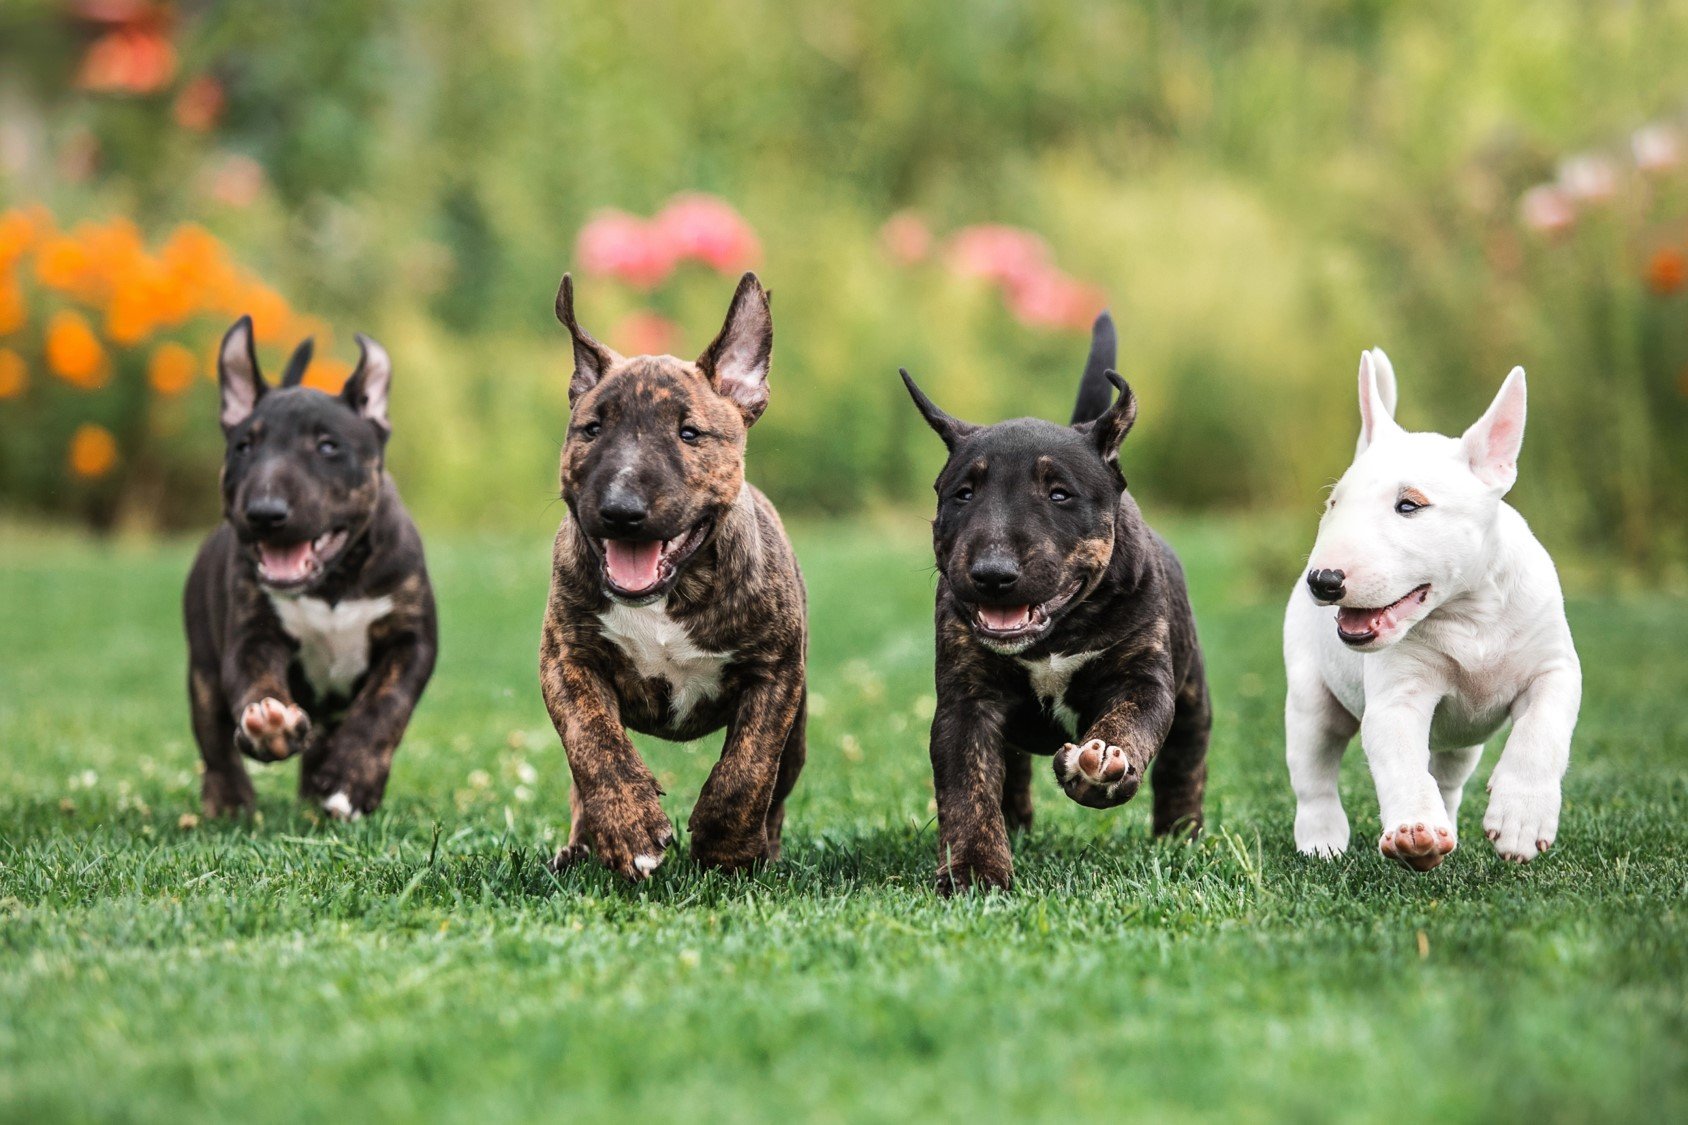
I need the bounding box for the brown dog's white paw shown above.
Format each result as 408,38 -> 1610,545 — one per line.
235,697 -> 310,761
1054,738 -> 1140,809
1378,820 -> 1456,871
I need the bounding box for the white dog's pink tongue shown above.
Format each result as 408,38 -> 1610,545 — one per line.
258,542 -> 314,583
604,540 -> 663,592
1338,605 -> 1389,635
979,604 -> 1032,631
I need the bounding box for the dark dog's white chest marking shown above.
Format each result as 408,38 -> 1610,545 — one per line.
597,598 -> 731,723
1019,650 -> 1099,735
267,594 -> 394,697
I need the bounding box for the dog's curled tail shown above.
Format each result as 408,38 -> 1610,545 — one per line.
1070,310 -> 1117,426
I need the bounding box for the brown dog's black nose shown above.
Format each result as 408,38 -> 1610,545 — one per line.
970,555 -> 1020,596
244,496 -> 290,532
1307,568 -> 1346,601
598,492 -> 648,533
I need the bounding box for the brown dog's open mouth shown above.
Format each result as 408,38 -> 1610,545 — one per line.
1336,583 -> 1431,646
599,521 -> 711,600
256,529 -> 348,590
969,580 -> 1084,648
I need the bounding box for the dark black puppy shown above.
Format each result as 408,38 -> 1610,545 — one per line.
901,313 -> 1211,894
183,316 -> 437,819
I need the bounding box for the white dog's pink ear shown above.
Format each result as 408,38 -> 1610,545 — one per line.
1462,366 -> 1527,492
1356,350 -> 1401,453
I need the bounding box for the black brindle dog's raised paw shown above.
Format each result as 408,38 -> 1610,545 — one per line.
234,697 -> 310,763
1054,738 -> 1142,809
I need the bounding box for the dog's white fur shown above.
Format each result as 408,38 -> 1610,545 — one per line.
1283,349 -> 1581,866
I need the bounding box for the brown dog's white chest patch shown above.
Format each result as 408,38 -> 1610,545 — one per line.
597,598 -> 732,723
1018,650 -> 1100,735
267,593 -> 394,697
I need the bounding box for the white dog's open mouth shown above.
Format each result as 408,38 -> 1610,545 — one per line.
1337,583 -> 1431,646
599,522 -> 710,599
257,529 -> 348,589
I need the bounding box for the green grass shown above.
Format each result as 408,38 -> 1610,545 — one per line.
0,518 -> 1684,1123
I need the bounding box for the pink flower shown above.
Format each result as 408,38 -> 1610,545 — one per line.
1633,124 -> 1682,174
1557,154 -> 1617,203
612,311 -> 681,357
576,209 -> 675,290
655,194 -> 760,274
1006,268 -> 1107,332
1519,184 -> 1575,235
879,211 -> 933,266
945,224 -> 1052,290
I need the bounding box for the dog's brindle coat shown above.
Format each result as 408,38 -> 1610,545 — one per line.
539,272 -> 806,882
184,317 -> 436,819
902,314 -> 1211,894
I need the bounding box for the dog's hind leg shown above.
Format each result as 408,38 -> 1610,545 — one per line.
1430,745 -> 1483,821
763,688 -> 808,862
1286,679 -> 1357,858
1001,749 -> 1034,833
190,665 -> 253,816
1151,669 -> 1210,839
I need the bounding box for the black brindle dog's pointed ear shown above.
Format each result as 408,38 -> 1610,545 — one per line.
1075,370 -> 1137,468
218,315 -> 266,431
279,337 -> 314,388
1069,310 -> 1117,426
698,271 -> 774,426
341,334 -> 394,438
555,273 -> 621,406
900,368 -> 977,451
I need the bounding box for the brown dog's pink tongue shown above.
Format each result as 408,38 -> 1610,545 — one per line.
978,604 -> 1032,631
259,542 -> 314,582
604,540 -> 663,592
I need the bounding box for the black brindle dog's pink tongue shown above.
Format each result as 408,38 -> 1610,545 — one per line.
259,541 -> 314,582
605,540 -> 663,592
979,604 -> 1032,630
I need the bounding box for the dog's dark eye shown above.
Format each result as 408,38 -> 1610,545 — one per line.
232,436 -> 252,455
679,425 -> 700,444
317,438 -> 340,457
581,421 -> 602,439
1049,488 -> 1071,503
954,486 -> 974,504
1395,498 -> 1424,515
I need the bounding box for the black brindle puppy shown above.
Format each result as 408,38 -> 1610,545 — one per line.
539,272 -> 806,882
184,317 -> 437,820
901,313 -> 1211,894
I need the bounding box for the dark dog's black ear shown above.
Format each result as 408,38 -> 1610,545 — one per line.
340,334 -> 393,438
218,315 -> 265,431
279,337 -> 314,388
1076,370 -> 1136,467
698,272 -> 774,426
1069,310 -> 1116,425
555,273 -> 620,405
900,368 -> 977,450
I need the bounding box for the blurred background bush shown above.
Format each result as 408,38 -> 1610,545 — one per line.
1,0 -> 1685,572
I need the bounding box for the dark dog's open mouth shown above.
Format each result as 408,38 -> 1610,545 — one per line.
598,521 -> 711,600
969,580 -> 1084,649
1337,583 -> 1431,646
255,529 -> 349,590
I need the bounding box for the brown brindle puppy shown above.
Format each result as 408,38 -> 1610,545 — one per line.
539,272 -> 807,882
901,312 -> 1211,895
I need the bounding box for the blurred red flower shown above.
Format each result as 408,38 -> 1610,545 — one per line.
173,76 -> 225,133
75,29 -> 177,94
656,194 -> 761,274
613,311 -> 682,357
576,209 -> 675,290
1519,185 -> 1575,236
1646,247 -> 1688,295
1006,268 -> 1107,332
946,224 -> 1053,290
879,211 -> 933,266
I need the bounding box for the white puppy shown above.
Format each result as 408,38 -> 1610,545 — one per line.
1282,349 -> 1581,870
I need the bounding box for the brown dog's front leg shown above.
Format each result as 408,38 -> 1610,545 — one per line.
222,620 -> 310,765
930,692 -> 1013,895
540,634 -> 673,882
1053,658 -> 1176,810
689,670 -> 804,872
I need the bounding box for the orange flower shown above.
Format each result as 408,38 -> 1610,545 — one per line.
46,310 -> 109,389
36,234 -> 97,298
0,347 -> 26,399
0,274 -> 24,335
68,424 -> 119,479
0,208 -> 40,269
242,284 -> 294,344
147,341 -> 198,395
173,75 -> 224,132
1646,247 -> 1687,295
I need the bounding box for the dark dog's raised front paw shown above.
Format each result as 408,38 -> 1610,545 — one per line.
1054,738 -> 1141,809
234,697 -> 310,762
582,793 -> 675,882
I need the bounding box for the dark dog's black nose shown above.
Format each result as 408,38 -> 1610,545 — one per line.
1307,568 -> 1346,601
599,494 -> 648,532
244,497 -> 290,532
969,556 -> 1020,596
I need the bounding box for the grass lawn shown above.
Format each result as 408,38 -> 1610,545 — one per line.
0,517 -> 1684,1122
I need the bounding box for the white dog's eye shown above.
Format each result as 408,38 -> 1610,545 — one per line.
1395,498 -> 1424,515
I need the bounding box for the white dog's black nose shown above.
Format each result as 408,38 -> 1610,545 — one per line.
1307,568 -> 1346,601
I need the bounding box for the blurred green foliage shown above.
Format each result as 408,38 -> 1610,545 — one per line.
2,0 -> 1686,570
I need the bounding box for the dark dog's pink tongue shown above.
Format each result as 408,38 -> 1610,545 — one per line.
258,542 -> 315,584
604,540 -> 663,592
978,604 -> 1032,631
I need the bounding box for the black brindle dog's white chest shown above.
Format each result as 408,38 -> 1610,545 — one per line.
267,592 -> 393,698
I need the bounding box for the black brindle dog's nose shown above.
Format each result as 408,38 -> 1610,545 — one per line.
1307,568 -> 1346,601
598,493 -> 648,533
970,556 -> 1020,596
244,496 -> 290,532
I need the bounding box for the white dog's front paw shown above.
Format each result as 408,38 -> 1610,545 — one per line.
1294,801 -> 1350,858
1378,817 -> 1456,872
1483,780 -> 1560,863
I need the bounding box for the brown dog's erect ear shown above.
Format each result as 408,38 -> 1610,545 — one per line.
219,315 -> 266,431
698,272 -> 774,426
900,368 -> 977,451
340,334 -> 394,438
555,274 -> 621,405
1077,370 -> 1137,467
